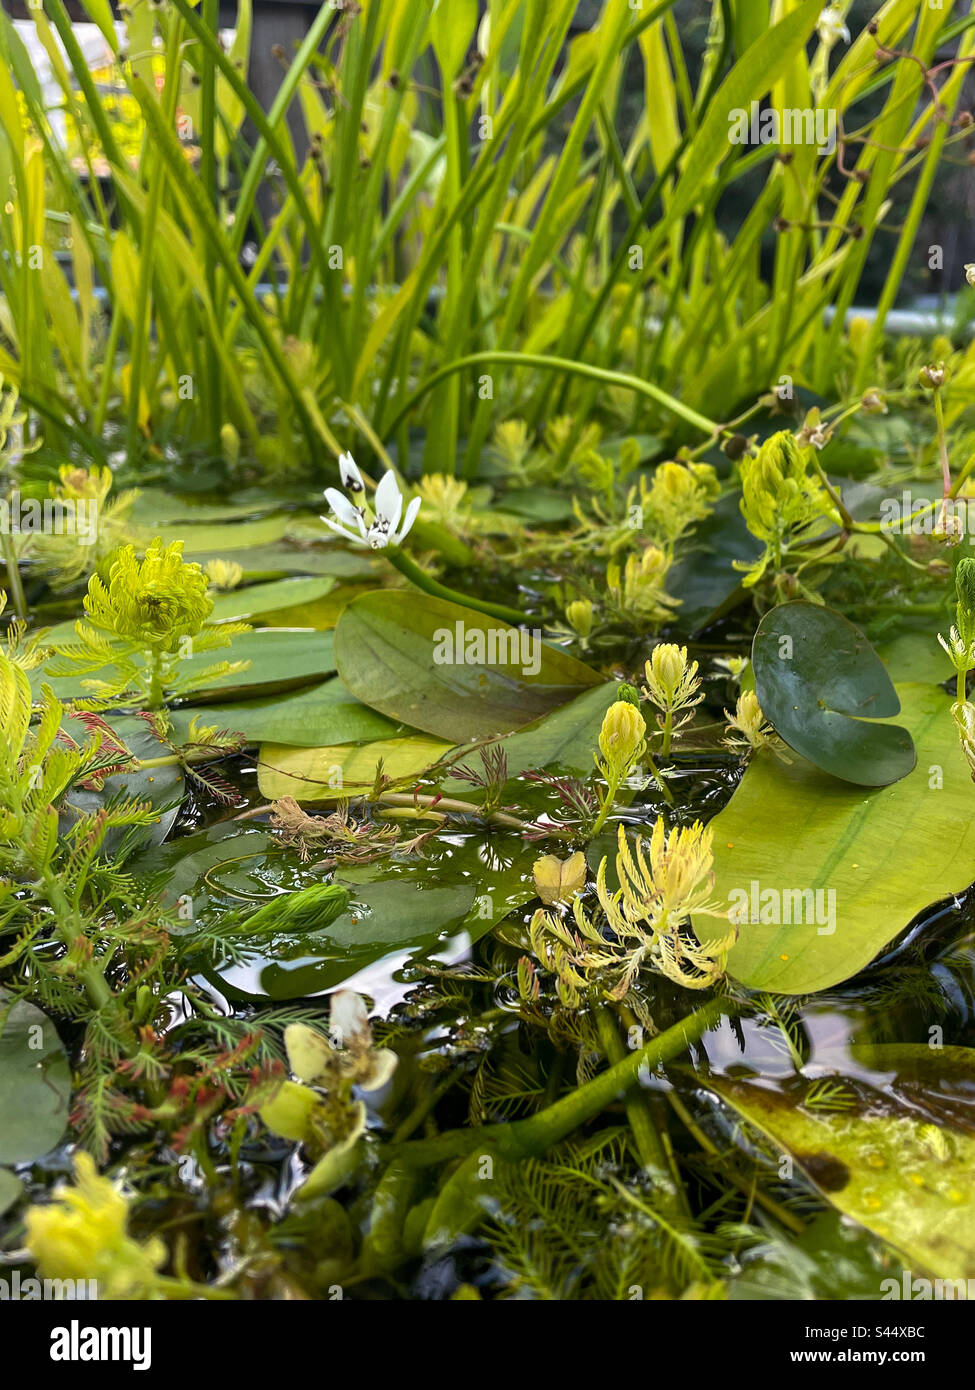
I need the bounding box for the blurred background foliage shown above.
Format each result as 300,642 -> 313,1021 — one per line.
0,0 -> 972,485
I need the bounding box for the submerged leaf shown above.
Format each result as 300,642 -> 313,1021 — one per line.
710,1046 -> 975,1284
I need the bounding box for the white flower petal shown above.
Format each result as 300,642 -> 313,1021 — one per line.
324,488 -> 367,536
330,990 -> 370,1048
359,1048 -> 398,1093
374,470 -> 404,534
396,495 -> 422,544
321,514 -> 366,546
338,451 -> 364,494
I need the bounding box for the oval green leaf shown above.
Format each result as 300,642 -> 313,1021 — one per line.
335,590 -> 601,742
752,601 -> 915,787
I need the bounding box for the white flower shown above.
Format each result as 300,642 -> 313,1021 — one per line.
321,456 -> 421,550
330,989 -> 370,1048
817,5 -> 850,46
338,451 -> 364,495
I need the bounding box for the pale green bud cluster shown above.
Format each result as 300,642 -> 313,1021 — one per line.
737,431 -> 829,587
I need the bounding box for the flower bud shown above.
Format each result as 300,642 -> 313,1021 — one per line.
565,598 -> 594,638
204,558 -> 244,591
919,363 -> 946,390
956,558 -> 975,648
220,422 -> 240,467
723,690 -> 776,753
597,700 -> 646,775
647,644 -> 684,698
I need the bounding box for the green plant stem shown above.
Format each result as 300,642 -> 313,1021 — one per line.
383,351 -> 719,448
0,529 -> 26,622
386,549 -> 530,624
386,997 -> 736,1168
590,769 -> 621,837
661,710 -> 674,760
933,388 -> 951,496
153,1277 -> 237,1301
596,1003 -> 687,1220
375,791 -> 572,839
41,871 -> 123,1028
392,1068 -> 464,1145
145,650 -> 165,711
645,748 -> 675,804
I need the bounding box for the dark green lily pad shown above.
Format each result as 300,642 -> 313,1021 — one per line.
0,1168 -> 23,1216
0,992 -> 71,1164
752,602 -> 915,787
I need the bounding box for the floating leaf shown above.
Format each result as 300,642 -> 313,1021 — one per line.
752,602 -> 915,786
258,733 -> 453,800
436,680 -> 618,796
183,629 -> 335,699
36,629 -> 334,705
0,992 -> 71,1164
0,1168 -> 22,1216
208,577 -> 335,624
155,514 -> 297,552
170,677 -> 399,748
188,544 -> 379,579
335,591 -> 601,742
246,582 -> 378,632
710,1045 -> 975,1283
698,683 -> 975,993
137,823 -> 538,1003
